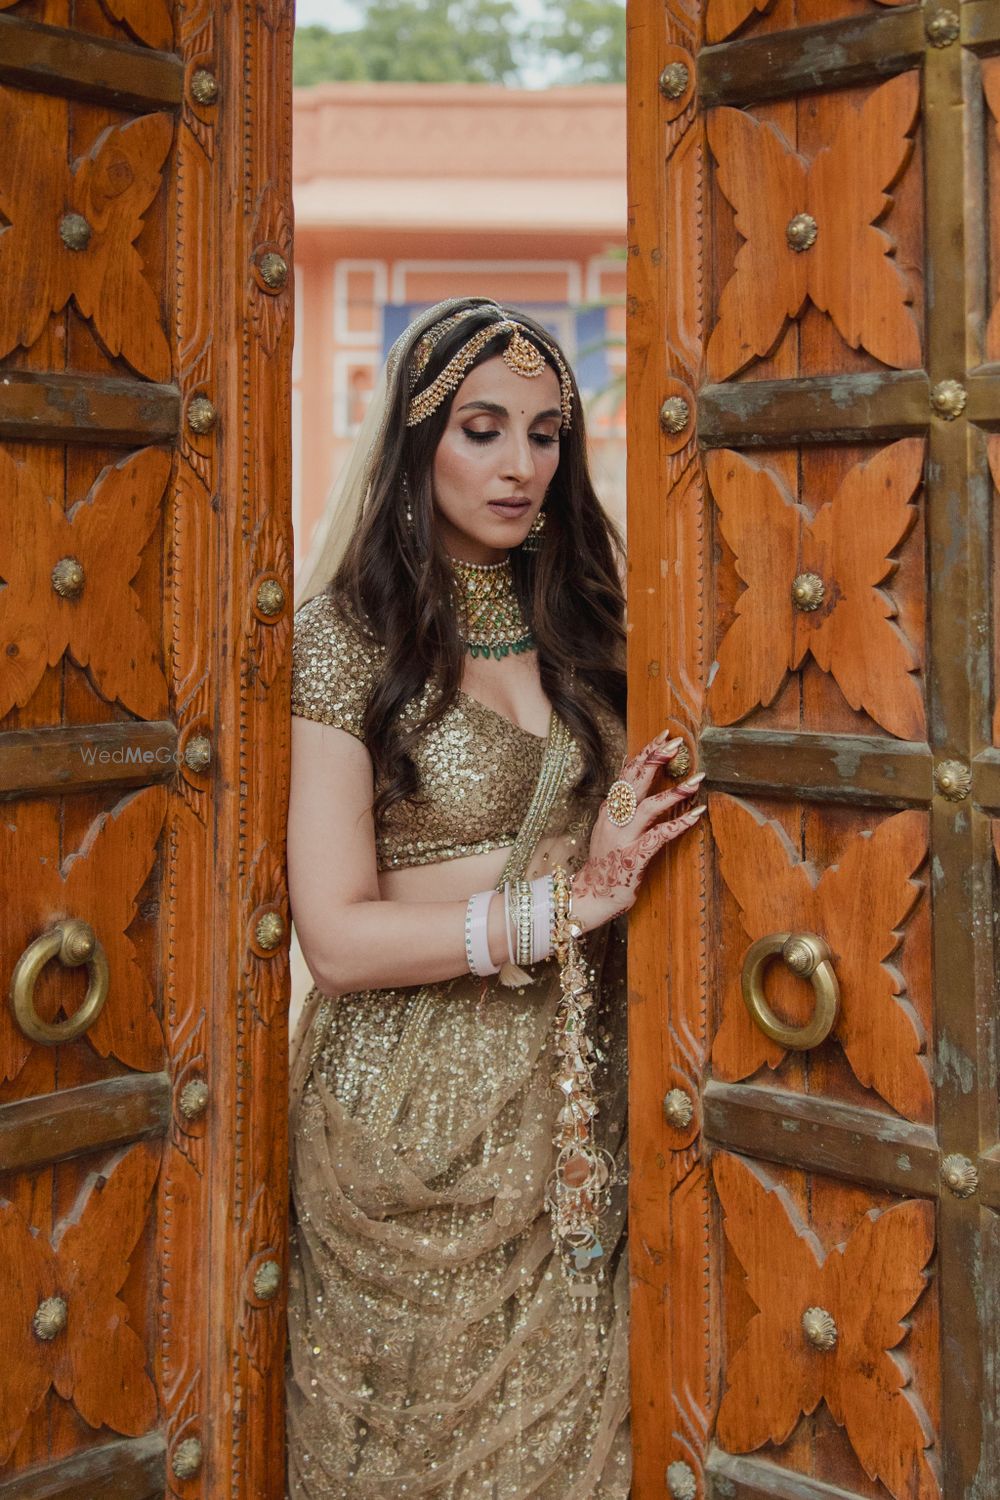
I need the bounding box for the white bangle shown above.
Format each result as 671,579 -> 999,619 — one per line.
530,874 -> 553,963
466,889 -> 498,977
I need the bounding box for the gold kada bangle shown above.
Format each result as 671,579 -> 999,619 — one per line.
546,865 -> 617,1303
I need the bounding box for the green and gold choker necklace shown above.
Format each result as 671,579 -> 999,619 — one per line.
450,555 -> 535,660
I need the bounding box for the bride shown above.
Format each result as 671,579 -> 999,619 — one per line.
285,297 -> 704,1496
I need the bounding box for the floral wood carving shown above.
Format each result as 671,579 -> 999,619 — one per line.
0,91 -> 173,379
707,440 -> 925,739
240,1184 -> 286,1374
706,72 -> 921,379
0,1145 -> 159,1462
258,0 -> 294,33
710,795 -> 931,1120
248,181 -> 293,357
714,1153 -> 939,1499
98,0 -> 174,53
243,839 -> 290,1027
0,788 -> 166,1084
0,445 -> 170,720
247,508 -> 292,689
178,0 -> 218,153
706,0 -> 908,44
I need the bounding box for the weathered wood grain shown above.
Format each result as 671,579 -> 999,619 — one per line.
0,1074 -> 170,1175
698,370 -> 929,446
708,1448 -> 880,1499
0,371 -> 179,443
703,1082 -> 940,1196
700,727 -> 932,805
0,722 -> 178,799
0,15 -> 182,110
962,0 -> 1000,51
699,8 -> 924,107
973,747 -> 1000,809
0,1434 -> 164,1500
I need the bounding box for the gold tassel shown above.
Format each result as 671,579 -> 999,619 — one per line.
498,959 -> 535,988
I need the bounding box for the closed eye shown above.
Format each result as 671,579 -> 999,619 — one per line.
463,430 -> 559,447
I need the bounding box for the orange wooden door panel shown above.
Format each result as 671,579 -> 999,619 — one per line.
627,0 -> 999,1495
0,4 -> 292,1497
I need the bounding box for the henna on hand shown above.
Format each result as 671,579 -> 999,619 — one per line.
576,806 -> 707,919
575,826 -> 669,914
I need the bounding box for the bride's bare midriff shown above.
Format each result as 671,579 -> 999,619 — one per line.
377,828 -> 582,906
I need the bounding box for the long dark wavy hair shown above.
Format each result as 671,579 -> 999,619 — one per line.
327,301 -> 626,823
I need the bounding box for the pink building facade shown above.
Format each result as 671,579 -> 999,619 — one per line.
291,82 -> 628,579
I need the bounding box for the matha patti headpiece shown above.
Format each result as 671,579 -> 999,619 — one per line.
406,307 -> 486,391
406,309 -> 574,431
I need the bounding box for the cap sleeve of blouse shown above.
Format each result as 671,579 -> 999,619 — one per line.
290,593 -> 382,741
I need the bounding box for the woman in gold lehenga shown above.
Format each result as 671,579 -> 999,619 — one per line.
285,299 -> 705,1498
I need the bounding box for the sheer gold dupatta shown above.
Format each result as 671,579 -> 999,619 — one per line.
288,709 -> 573,1133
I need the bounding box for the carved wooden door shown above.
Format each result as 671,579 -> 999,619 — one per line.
0,4 -> 292,1497
627,0 -> 1000,1494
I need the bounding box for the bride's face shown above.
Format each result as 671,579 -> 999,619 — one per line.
431,354 -> 563,564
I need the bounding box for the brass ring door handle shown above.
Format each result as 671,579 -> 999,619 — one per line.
9,919 -> 109,1045
740,932 -> 840,1051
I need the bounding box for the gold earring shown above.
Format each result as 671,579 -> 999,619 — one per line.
402,473 -> 414,529
522,508 -> 546,552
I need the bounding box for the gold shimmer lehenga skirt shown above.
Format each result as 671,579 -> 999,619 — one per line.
285,921 -> 630,1499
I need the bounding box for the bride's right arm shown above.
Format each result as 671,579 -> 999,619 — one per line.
287,714 -> 511,994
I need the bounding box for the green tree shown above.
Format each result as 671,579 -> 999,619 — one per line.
294,0 -> 523,86
293,0 -> 627,86
535,0 -> 626,83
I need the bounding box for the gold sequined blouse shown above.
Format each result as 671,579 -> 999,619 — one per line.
290,591 -> 623,871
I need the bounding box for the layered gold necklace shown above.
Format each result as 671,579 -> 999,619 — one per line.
450,556 -> 535,660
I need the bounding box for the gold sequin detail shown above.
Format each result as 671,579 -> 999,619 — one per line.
287,929 -> 632,1498
291,593 -> 621,871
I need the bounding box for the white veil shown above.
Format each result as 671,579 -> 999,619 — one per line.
293,295 -> 503,610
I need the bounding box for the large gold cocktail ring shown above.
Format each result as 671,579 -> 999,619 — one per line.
605,778 -> 638,827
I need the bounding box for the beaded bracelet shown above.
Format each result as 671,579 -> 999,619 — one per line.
475,876 -> 555,985
515,878 -> 533,968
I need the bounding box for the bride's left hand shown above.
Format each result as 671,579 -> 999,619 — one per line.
571,728 -> 706,930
